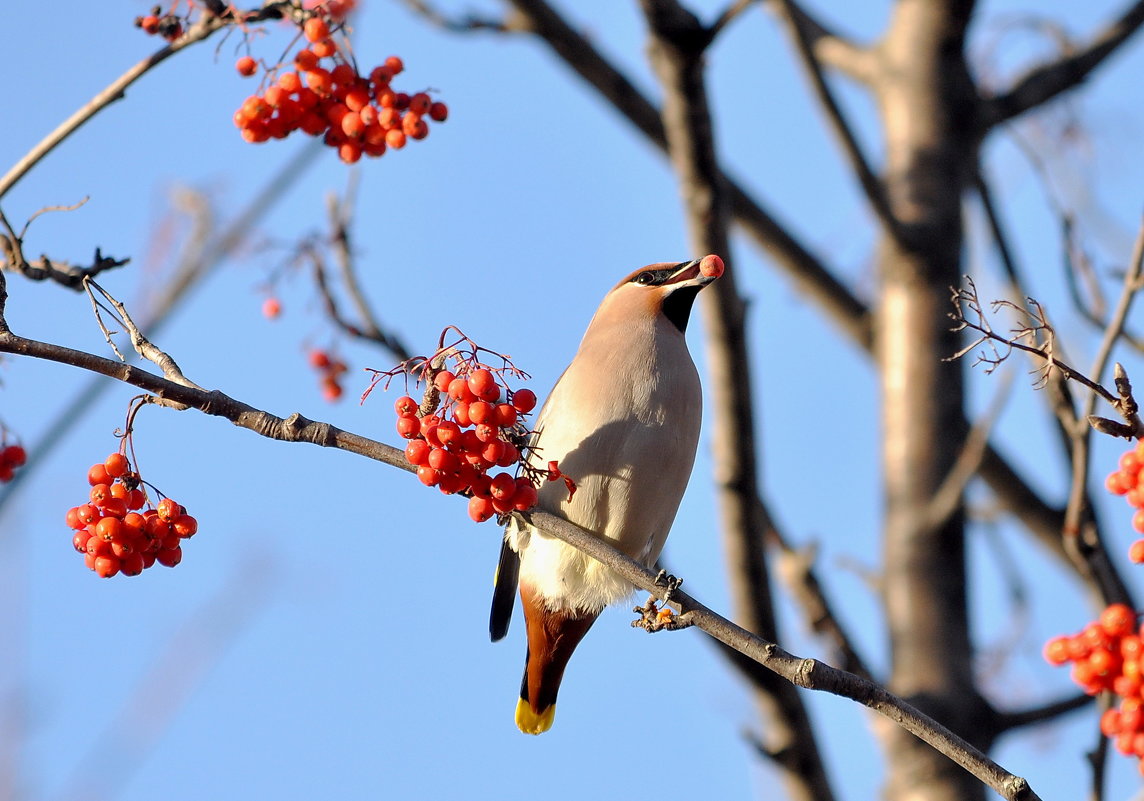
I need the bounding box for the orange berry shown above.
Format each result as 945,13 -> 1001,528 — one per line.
1130,539 -> 1144,563
1123,451 -> 1143,475
278,71 -> 302,93
306,68 -> 333,95
385,128 -> 406,149
394,396 -> 418,416
512,480 -> 538,511
304,16 -> 330,43
340,111 -> 365,139
396,415 -> 420,439
156,546 -> 183,568
417,465 -> 439,487
404,115 -> 429,140
156,498 -> 181,522
408,92 -> 431,115
172,514 -> 198,538
104,452 -> 129,478
262,297 -> 282,319
384,55 -> 404,75
312,39 -> 337,59
93,555 -> 120,578
331,63 -> 356,86
468,496 -> 495,523
1107,471 -> 1131,495
345,87 -> 370,112
88,463 -> 111,486
511,388 -> 537,414
236,56 -> 257,76
1135,509 -> 1144,534
295,49 -> 320,72
405,439 -> 431,466
1102,603 -> 1138,638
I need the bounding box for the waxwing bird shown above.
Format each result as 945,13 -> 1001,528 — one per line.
489,256 -> 723,734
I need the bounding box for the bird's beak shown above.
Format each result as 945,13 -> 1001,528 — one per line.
664,259 -> 716,289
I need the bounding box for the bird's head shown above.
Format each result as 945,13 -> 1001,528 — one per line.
604,255 -> 724,334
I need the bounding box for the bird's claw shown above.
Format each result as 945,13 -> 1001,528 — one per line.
653,569 -> 683,605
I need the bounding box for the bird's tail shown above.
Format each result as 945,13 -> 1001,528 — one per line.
515,582 -> 598,734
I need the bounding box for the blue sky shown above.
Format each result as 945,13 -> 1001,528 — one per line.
2,1 -> 1144,799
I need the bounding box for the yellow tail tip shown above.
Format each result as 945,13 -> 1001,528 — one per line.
515,698 -> 556,734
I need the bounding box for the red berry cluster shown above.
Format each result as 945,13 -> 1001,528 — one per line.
134,7 -> 184,41
0,441 -> 26,483
309,349 -> 348,401
395,366 -> 557,523
1105,440 -> 1144,559
1044,604 -> 1144,770
232,11 -> 448,163
65,452 -> 198,578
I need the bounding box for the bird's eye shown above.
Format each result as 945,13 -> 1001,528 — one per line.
634,272 -> 655,286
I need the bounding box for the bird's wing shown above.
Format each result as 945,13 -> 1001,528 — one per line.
489,536 -> 520,641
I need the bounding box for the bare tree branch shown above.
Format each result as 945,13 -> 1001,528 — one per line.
769,0 -> 900,237
993,693 -> 1093,734
981,1 -> 1144,129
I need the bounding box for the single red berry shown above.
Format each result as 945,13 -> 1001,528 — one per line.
428,448 -> 460,473
156,546 -> 183,568
1123,451 -> 1143,475
1102,603 -> 1138,638
96,516 -> 125,542
448,378 -> 475,404
384,55 -> 404,75
512,480 -> 538,511
1130,539 -> 1144,564
76,504 -> 100,525
489,473 -> 517,502
303,16 -> 330,43
699,254 -> 725,278
88,463 -> 111,487
417,465 -> 439,487
1109,471 -> 1132,495
157,498 -> 181,522
405,439 -> 431,466
395,396 -> 418,416
72,530 -> 91,552
452,403 -> 472,427
434,370 -> 456,392
496,441 -> 520,467
1135,509 -> 1144,535
511,389 -> 537,414
120,552 -> 146,577
236,56 -> 258,76
468,401 -> 493,425
385,129 -> 406,149
494,403 -> 518,428
428,101 -> 448,122
396,415 -> 420,439
436,420 -> 462,448
468,496 -> 495,523
3,444 -> 26,467
94,555 -> 121,578
172,514 -> 198,538
468,369 -> 497,399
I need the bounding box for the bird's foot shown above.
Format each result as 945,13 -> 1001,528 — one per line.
631,572 -> 691,633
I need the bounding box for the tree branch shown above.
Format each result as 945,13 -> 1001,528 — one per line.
981,0 -> 1144,129
769,0 -> 899,237
0,288 -> 1043,800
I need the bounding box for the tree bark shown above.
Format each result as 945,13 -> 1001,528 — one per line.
873,2 -> 993,799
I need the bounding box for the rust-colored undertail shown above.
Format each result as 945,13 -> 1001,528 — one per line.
514,582 -> 599,735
